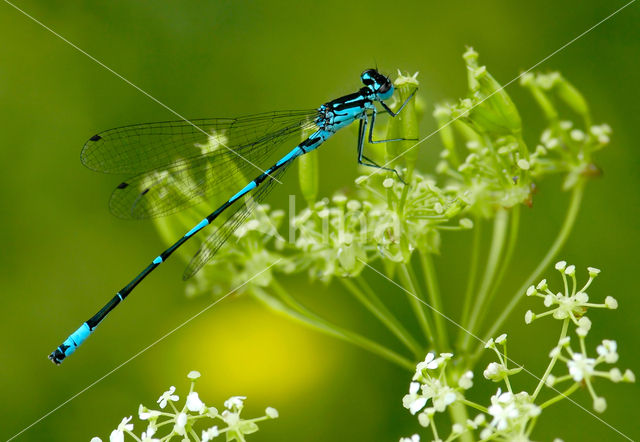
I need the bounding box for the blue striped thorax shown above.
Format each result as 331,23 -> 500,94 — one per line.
315,68 -> 394,133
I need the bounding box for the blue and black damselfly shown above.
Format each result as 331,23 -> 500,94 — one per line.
49,69 -> 417,364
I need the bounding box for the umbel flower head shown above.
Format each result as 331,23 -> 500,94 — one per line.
402,352 -> 473,428
91,371 -> 279,442
524,261 -> 635,413
524,262 -> 617,333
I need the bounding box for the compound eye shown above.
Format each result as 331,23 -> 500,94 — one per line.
378,80 -> 391,94
361,68 -> 377,85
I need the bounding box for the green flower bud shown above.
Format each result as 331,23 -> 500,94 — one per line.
555,74 -> 590,122
385,71 -> 420,179
471,66 -> 522,134
434,104 -> 459,166
298,148 -> 319,205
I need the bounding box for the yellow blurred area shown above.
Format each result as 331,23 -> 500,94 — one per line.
169,299 -> 337,402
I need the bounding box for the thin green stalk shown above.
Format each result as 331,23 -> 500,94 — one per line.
419,251 -> 449,350
474,204 -> 521,328
533,319 -> 569,399
256,282 -> 415,370
459,216 -> 482,330
340,277 -> 423,358
539,383 -> 580,409
398,263 -> 435,346
448,402 -> 475,442
475,181 -> 585,356
460,209 -> 509,351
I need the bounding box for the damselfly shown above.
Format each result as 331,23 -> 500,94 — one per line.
49,69 -> 417,364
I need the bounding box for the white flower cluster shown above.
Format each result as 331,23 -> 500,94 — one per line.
523,261 -> 635,413
401,353 -> 474,434
90,371 -> 278,442
524,262 -> 617,334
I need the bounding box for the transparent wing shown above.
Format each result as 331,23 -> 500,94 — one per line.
182,161 -> 291,280
85,110 -> 318,219
81,110 -> 318,174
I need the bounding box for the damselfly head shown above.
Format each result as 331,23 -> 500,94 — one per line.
361,68 -> 393,101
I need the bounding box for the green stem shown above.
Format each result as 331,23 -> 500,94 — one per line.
539,382 -> 580,409
460,209 -> 509,351
459,217 -> 482,330
448,402 -> 475,442
474,204 -> 521,329
340,277 -> 423,358
533,319 -> 570,399
419,251 -> 449,350
254,283 -> 415,370
398,263 -> 435,346
474,181 -> 585,356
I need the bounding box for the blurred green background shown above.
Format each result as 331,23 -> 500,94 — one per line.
1,1 -> 639,440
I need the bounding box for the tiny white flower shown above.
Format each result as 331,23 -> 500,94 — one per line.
609,368 -> 622,382
383,178 -> 394,188
593,396 -> 607,413
524,310 -> 535,324
140,425 -> 158,442
186,391 -> 206,413
564,264 -> 575,275
415,353 -> 439,372
596,340 -> 618,363
577,316 -> 592,332
555,260 -> 567,271
559,120 -> 573,130
575,291 -> 589,303
173,412 -> 188,436
346,200 -> 361,211
570,129 -> 585,141
526,285 -> 536,296
458,371 -> 474,389
495,334 -> 507,344
623,369 -> 636,382
544,294 -> 554,307
567,353 -> 596,382
202,426 -> 219,442
587,267 -> 601,277
266,406 -> 279,418
187,370 -> 201,380
536,279 -> 548,290
484,362 -> 502,380
138,404 -> 160,421
484,338 -> 495,349
517,159 -> 530,170
605,296 -> 618,309
488,389 -> 519,431
332,194 -> 347,204
224,395 -> 246,410
90,438 -> 102,442
157,386 -> 179,409
545,374 -> 556,387
417,411 -> 430,427
474,413 -> 486,425
399,434 -> 420,442
452,423 -> 464,434
405,396 -> 427,415
109,416 -> 133,442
